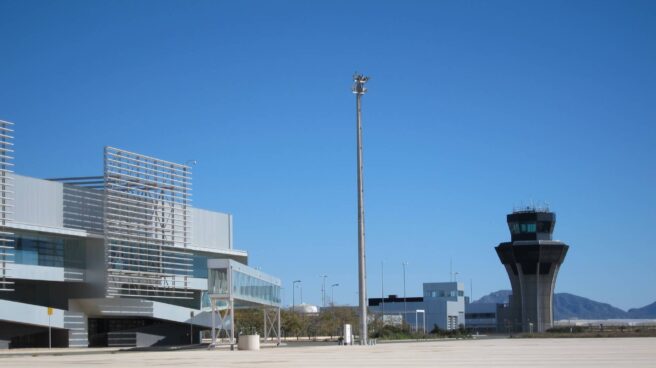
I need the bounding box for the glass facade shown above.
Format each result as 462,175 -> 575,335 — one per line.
208,268 -> 229,296
192,254 -> 208,278
232,269 -> 281,305
207,263 -> 281,307
11,233 -> 85,268
200,291 -> 229,310
509,221 -> 553,234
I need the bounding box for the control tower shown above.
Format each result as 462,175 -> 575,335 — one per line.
495,208 -> 569,333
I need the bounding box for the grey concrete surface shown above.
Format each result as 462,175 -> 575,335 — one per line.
1,337 -> 654,367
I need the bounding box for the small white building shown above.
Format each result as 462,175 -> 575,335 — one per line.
369,282 -> 466,331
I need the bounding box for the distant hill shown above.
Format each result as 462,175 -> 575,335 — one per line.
473,290 -> 655,319
628,302 -> 656,318
474,290 -> 512,304
554,293 -> 627,320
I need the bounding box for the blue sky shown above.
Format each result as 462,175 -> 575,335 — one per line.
1,0 -> 654,310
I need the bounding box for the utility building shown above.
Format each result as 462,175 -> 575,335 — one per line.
495,208 -> 569,333
369,282 -> 466,332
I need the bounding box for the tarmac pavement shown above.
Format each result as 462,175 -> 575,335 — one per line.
0,337 -> 653,367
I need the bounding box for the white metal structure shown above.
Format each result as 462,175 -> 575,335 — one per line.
104,146 -> 193,299
0,120 -> 13,292
207,259 -> 282,348
415,309 -> 426,333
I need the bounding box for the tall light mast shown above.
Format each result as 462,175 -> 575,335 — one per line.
353,73 -> 369,345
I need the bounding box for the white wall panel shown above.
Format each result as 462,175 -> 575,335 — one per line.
13,174 -> 63,228
192,208 -> 232,251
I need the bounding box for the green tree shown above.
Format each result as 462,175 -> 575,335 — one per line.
234,308 -> 263,335
281,309 -> 304,340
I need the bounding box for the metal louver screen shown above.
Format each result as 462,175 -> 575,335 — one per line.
104,146 -> 193,299
0,120 -> 13,292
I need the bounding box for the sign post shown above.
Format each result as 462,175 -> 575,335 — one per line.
190,311 -> 195,345
47,307 -> 53,349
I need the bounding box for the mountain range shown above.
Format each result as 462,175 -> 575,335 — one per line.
473,290 -> 656,319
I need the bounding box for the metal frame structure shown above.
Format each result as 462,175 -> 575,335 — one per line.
48,176 -> 105,234
208,259 -> 282,349
0,120 -> 13,292
262,307 -> 281,343
415,309 -> 426,333
103,146 -> 193,299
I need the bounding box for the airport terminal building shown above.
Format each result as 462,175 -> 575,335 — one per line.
0,122 -> 278,348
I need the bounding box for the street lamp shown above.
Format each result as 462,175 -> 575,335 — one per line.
292,280 -> 301,312
320,275 -> 328,308
381,261 -> 385,318
353,72 -> 369,345
331,283 -> 340,306
402,261 -> 408,325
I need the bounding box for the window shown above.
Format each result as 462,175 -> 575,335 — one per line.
12,233 -> 85,268
191,255 -> 208,278
458,290 -> 464,297
509,222 -> 537,234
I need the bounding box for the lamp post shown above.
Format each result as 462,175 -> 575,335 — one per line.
320,275 -> 328,308
292,280 -> 301,312
353,73 -> 369,346
381,261 -> 385,318
402,261 -> 408,325
331,283 -> 339,306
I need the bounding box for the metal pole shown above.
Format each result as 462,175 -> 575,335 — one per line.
230,299 -> 235,347
320,275 -> 328,308
402,261 -> 407,325
48,314 -> 52,349
211,303 -> 216,348
190,311 -> 194,345
423,312 -> 426,334
331,283 -> 339,306
277,307 -> 281,346
381,261 -> 384,318
353,73 -> 369,346
292,280 -> 301,311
